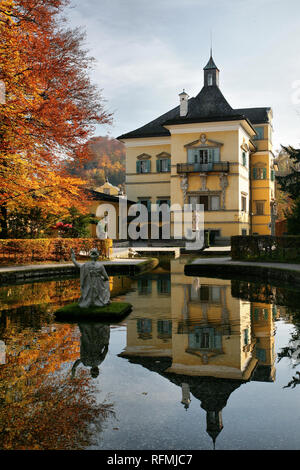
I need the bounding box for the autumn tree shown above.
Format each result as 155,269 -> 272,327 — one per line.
0,0 -> 112,238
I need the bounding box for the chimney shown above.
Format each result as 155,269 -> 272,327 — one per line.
179,89 -> 189,117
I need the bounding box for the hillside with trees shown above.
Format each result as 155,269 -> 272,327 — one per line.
66,136 -> 126,190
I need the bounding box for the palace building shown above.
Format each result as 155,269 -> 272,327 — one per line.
118,54 -> 276,244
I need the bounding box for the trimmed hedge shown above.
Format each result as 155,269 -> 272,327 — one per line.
231,235 -> 300,263
0,238 -> 112,265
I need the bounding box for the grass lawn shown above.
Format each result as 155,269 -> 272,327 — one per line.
55,301 -> 132,322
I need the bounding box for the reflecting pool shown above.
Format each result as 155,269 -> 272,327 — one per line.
0,258 -> 300,450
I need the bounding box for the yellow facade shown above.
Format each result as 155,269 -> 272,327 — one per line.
121,258 -> 275,381
94,178 -> 120,196
119,56 -> 275,242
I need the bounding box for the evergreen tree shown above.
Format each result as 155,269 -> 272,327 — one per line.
277,146 -> 300,234
277,146 -> 300,200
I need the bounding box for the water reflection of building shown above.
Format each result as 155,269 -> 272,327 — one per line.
122,271 -> 172,357
120,259 -> 276,447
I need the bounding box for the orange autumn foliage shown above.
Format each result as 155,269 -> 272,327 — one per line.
0,322 -> 114,449
67,136 -> 126,189
0,0 -> 112,235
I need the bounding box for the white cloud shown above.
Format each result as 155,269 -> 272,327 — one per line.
67,0 -> 300,146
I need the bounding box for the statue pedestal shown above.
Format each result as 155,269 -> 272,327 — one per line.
55,302 -> 132,322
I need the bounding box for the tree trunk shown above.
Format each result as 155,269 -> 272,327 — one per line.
0,204 -> 8,239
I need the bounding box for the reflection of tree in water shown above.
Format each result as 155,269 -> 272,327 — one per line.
278,322 -> 300,389
0,322 -> 114,450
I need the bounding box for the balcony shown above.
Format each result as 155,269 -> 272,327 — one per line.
177,162 -> 230,173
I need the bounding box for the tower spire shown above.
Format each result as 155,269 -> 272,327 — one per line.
203,43 -> 219,87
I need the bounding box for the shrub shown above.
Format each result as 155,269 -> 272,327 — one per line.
0,238 -> 112,265
231,235 -> 300,263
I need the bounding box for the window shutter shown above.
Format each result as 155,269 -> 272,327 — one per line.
146,160 -> 151,172
147,200 -> 151,212
253,167 -> 257,180
187,149 -> 195,163
136,160 -> 141,173
167,158 -> 171,171
156,159 -> 160,172
242,152 -> 246,166
263,168 -> 267,179
213,148 -> 220,162
271,169 -> 275,181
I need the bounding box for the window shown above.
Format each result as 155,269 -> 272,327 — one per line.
253,167 -> 267,180
187,147 -> 220,164
157,320 -> 172,337
137,318 -> 152,334
241,196 -> 247,212
253,126 -> 264,140
255,201 -> 265,215
138,198 -> 151,213
137,319 -> 153,339
242,151 -> 247,167
157,278 -> 171,294
188,327 -> 222,351
136,159 -> 151,173
156,158 -> 171,173
242,229 -> 247,236
199,195 -> 209,211
157,199 -> 170,207
189,195 -> 220,211
138,279 -> 152,295
208,73 -> 213,86
189,285 -> 221,303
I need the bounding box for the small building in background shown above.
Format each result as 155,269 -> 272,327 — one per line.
86,187 -> 134,240
94,177 -> 121,196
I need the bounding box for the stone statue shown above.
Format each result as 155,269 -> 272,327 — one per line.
70,248 -> 110,308
71,322 -> 110,378
96,211 -> 108,239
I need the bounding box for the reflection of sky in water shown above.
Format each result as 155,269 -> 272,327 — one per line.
1,271 -> 300,450
89,322 -> 300,450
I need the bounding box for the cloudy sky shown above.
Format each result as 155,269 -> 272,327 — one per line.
67,0 -> 300,151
